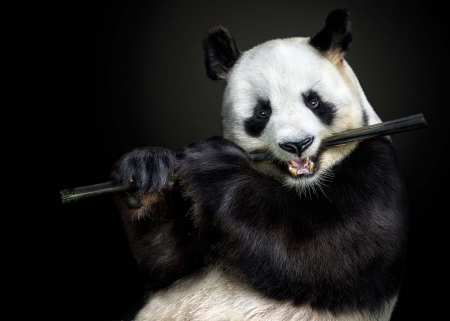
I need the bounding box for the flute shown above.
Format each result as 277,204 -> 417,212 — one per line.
60,113 -> 427,204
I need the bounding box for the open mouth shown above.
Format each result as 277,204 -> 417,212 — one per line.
252,151 -> 319,178
286,156 -> 315,177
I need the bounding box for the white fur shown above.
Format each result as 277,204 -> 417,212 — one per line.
136,266 -> 397,321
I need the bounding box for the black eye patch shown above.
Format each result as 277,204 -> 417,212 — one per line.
244,99 -> 272,137
302,90 -> 336,125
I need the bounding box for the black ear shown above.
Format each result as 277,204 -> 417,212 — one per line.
309,9 -> 352,65
203,25 -> 241,80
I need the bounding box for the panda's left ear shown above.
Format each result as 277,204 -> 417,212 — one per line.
203,25 -> 241,81
309,9 -> 352,65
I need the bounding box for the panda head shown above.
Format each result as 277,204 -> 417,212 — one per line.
203,9 -> 380,194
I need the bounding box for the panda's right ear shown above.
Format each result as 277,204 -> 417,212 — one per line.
309,9 -> 352,65
203,25 -> 241,81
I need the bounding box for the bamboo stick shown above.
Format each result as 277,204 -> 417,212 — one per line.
60,114 -> 427,204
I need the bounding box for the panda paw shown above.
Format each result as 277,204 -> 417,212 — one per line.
175,136 -> 253,195
111,147 -> 176,193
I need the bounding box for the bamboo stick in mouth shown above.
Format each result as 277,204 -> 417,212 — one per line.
60,114 -> 427,204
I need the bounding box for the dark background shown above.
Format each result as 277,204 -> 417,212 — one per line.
51,0 -> 448,320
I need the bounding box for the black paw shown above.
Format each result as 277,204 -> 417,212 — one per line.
111,147 -> 176,192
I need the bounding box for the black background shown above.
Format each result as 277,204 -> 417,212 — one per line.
51,0 -> 448,320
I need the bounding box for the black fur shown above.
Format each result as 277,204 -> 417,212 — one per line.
302,90 -> 336,125
244,99 -> 272,137
203,25 -> 241,80
114,183 -> 209,290
309,9 -> 353,57
111,147 -> 176,192
175,136 -> 408,314
111,148 -> 211,290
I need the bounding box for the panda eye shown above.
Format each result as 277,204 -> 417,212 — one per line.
257,110 -> 269,118
309,98 -> 319,108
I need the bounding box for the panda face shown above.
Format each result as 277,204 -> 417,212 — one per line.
203,10 -> 378,194
222,38 -> 363,191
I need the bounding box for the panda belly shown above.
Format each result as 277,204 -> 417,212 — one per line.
135,266 -> 397,321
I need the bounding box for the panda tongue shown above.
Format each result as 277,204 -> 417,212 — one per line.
287,156 -> 313,176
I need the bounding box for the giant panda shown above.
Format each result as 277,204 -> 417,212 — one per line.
111,8 -> 409,321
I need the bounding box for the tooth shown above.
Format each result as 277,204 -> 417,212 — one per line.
288,166 -> 298,175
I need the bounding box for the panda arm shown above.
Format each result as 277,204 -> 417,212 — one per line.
111,148 -> 208,290
176,136 -> 409,311
175,136 -> 303,265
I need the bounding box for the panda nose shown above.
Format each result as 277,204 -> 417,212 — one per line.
279,136 -> 314,155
